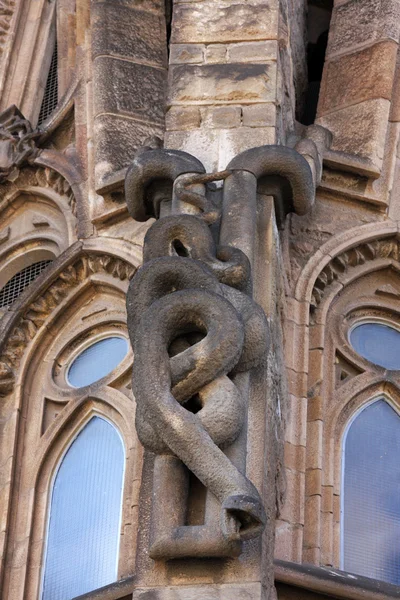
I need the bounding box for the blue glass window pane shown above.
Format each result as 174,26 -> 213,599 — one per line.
67,337 -> 128,387
42,417 -> 125,600
343,399 -> 400,585
350,323 -> 400,370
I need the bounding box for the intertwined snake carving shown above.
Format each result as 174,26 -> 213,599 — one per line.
125,143 -> 315,551
126,149 -> 270,540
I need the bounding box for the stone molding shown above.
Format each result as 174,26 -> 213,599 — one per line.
0,164 -> 77,215
311,236 -> 400,310
0,251 -> 136,397
0,0 -> 15,58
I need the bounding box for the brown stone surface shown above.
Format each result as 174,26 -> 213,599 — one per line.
319,41 -> 398,115
168,63 -> 276,105
227,40 -> 277,62
165,106 -> 201,130
92,4 -> 167,66
94,114 -> 164,188
317,98 -> 391,166
328,0 -> 400,56
171,1 -> 279,44
93,57 -> 166,123
169,44 -> 205,64
242,103 -> 276,127
205,105 -> 242,128
205,44 -> 228,64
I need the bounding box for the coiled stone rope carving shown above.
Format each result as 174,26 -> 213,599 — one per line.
127,209 -> 269,541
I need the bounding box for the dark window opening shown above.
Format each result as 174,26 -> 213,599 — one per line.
38,40 -> 58,126
0,260 -> 52,308
301,0 -> 333,125
165,0 -> 172,58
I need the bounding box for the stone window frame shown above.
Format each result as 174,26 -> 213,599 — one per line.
0,246 -> 141,599
320,293 -> 400,567
277,223 -> 400,569
0,0 -> 76,124
294,226 -> 400,570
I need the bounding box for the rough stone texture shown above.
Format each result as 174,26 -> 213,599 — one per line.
171,2 -> 279,44
168,63 -> 276,105
165,106 -> 201,130
328,0 -> 400,56
204,106 -> 242,128
94,114 -> 164,185
94,58 -> 166,123
242,104 -> 276,127
318,41 -> 398,114
317,99 -> 391,167
170,44 -> 205,64
227,41 -> 277,63
92,4 -> 167,65
205,44 -> 228,64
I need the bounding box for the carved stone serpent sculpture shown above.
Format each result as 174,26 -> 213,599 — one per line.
125,145 -> 314,557
128,221 -> 269,541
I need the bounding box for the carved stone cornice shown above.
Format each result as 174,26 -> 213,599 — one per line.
311,236 -> 400,310
0,253 -> 136,397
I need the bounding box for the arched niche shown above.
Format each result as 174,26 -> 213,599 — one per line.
278,226 -> 400,565
0,167 -> 77,315
0,247 -> 141,599
303,255 -> 400,568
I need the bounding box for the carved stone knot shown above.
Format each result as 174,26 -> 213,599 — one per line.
127,215 -> 269,541
0,105 -> 41,182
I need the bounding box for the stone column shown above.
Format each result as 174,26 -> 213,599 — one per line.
92,0 -> 168,191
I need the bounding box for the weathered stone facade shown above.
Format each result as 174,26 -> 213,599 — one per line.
1,0 -> 400,599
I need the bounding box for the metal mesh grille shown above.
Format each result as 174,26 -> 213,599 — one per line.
38,40 -> 58,126
0,260 -> 52,308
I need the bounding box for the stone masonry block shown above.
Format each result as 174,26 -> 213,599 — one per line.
319,41 -> 397,115
165,106 -> 201,130
91,0 -> 164,10
317,98 -> 390,168
218,126 -> 275,168
168,63 -> 276,105
328,0 -> 400,56
389,58 -> 400,122
164,128 -> 220,172
93,57 -> 166,123
171,1 -> 279,44
205,106 -> 242,128
205,44 -> 227,64
242,103 -> 275,127
92,3 -> 167,66
94,114 -> 164,190
170,44 -> 205,64
227,40 -> 277,63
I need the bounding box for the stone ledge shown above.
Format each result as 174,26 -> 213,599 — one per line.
275,560 -> 400,600
72,563 -> 400,600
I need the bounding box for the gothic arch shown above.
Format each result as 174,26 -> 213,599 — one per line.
279,224 -> 400,565
300,243 -> 400,567
0,242 -> 140,597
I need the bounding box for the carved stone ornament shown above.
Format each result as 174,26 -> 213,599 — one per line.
0,105 -> 41,182
311,237 -> 400,310
0,253 -> 136,397
125,144 -> 315,559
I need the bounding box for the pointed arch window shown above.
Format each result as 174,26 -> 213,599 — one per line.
342,399 -> 400,585
41,417 -> 125,600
